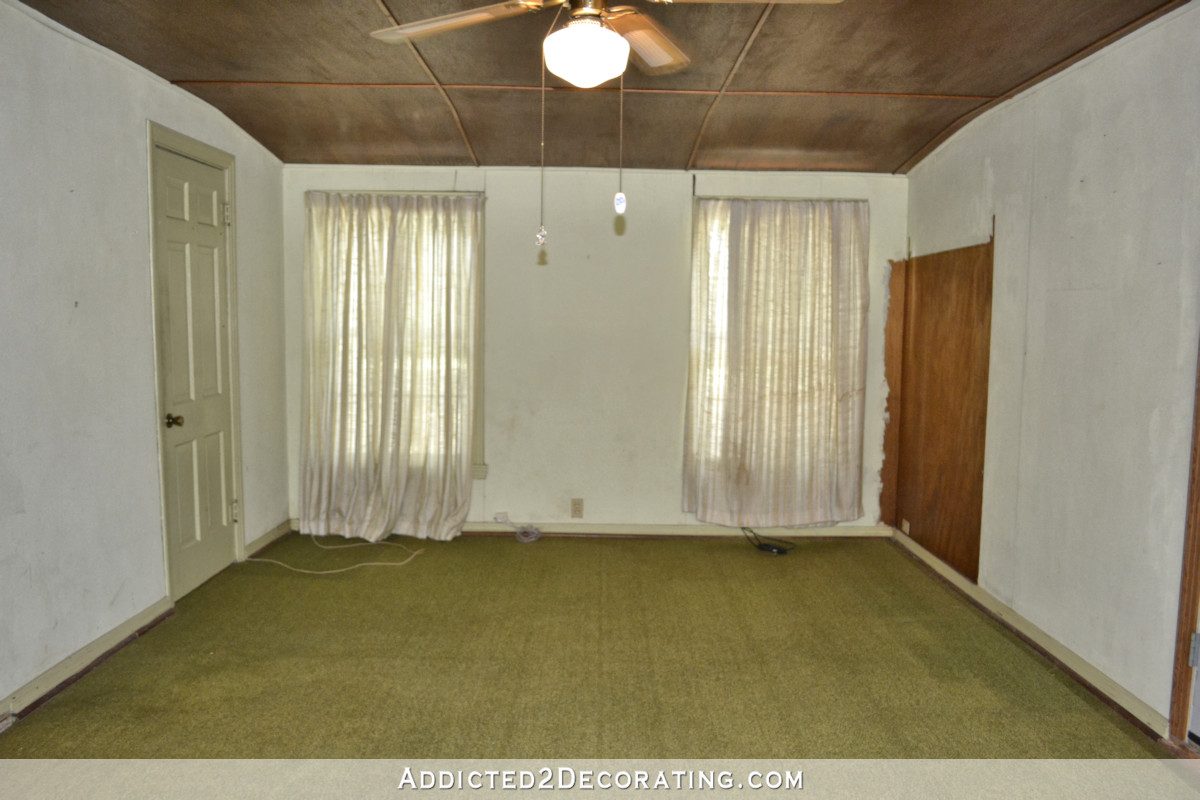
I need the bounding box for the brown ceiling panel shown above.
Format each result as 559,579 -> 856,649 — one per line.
447,88 -> 712,168
21,0 -> 429,83
732,0 -> 1170,96
693,93 -> 986,172
384,2 -> 763,90
182,85 -> 473,165
22,0 -> 1184,171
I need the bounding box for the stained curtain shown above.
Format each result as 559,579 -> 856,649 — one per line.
683,198 -> 869,528
301,192 -> 482,541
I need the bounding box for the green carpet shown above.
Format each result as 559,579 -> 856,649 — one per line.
0,535 -> 1163,758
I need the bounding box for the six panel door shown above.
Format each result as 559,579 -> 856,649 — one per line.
152,145 -> 237,599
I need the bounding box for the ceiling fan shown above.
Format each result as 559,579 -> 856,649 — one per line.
372,0 -> 844,88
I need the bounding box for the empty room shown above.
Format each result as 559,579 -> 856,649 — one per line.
2,0 -> 1200,793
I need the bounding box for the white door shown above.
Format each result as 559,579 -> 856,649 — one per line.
151,144 -> 238,599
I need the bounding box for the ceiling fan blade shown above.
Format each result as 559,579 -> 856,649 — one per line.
606,12 -> 690,76
647,0 -> 843,4
371,1 -> 546,43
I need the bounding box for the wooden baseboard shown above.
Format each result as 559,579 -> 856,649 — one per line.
891,529 -> 1169,738
3,515 -> 292,724
245,519 -> 295,557
292,517 -> 891,539
461,522 -> 893,538
291,516 -> 892,539
2,597 -> 173,718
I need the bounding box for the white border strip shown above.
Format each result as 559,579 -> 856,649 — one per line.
2,596 -> 173,718
461,522 -> 893,537
892,530 -> 1168,737
287,519 -> 891,539
244,519 -> 294,558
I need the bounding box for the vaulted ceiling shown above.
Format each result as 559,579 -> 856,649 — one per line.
26,0 -> 1183,172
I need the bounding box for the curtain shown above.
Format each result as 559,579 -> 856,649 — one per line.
301,192 -> 482,541
683,198 -> 869,528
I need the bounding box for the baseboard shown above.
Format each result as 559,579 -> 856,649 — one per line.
462,522 -> 893,538
244,518 -> 295,558
2,596 -> 173,718
292,517 -> 891,539
891,529 -> 1170,738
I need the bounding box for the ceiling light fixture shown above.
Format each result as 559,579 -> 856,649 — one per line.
543,18 -> 630,89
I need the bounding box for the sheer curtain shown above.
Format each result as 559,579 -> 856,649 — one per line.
301,192 -> 482,541
684,198 -> 869,528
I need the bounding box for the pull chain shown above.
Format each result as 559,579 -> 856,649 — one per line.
536,45 -> 548,246
614,72 -> 627,215
537,4 -> 565,247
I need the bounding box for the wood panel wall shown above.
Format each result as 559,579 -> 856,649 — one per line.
889,241 -> 993,582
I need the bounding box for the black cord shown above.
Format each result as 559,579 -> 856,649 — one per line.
741,527 -> 795,556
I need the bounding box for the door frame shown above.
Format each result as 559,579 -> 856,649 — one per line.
1168,336 -> 1200,742
147,121 -> 247,599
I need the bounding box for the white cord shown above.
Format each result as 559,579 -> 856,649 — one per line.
245,534 -> 423,575
308,534 -> 419,553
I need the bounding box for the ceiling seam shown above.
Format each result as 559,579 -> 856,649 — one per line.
889,100 -> 991,175
685,3 -> 775,172
171,79 -> 996,103
374,0 -> 480,167
892,0 -> 1190,174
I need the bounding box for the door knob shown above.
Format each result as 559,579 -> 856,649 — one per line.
165,413 -> 185,428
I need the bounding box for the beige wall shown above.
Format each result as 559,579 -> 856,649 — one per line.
908,3 -> 1200,717
281,166 -> 908,529
0,0 -> 289,703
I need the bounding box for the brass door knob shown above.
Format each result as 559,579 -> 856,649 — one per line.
165,413 -> 185,428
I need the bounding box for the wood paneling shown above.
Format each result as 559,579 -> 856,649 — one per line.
181,84 -> 473,165
880,258 -> 908,528
895,241 -> 993,582
22,0 -> 431,83
692,93 -> 986,172
389,2 -> 763,90
732,0 -> 1170,96
894,0 -> 1191,173
22,0 -> 1185,169
448,88 -> 712,168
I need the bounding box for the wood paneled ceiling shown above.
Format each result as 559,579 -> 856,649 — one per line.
26,0 -> 1185,172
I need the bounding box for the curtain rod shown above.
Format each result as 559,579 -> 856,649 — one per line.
304,190 -> 484,197
692,195 -> 869,202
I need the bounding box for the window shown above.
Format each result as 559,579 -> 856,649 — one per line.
683,198 -> 869,528
300,191 -> 484,541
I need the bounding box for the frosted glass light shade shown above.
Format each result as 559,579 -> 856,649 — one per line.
543,19 -> 630,89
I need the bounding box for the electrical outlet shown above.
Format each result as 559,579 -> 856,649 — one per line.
494,512 -> 509,524
570,498 -> 584,518
900,518 -> 911,534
